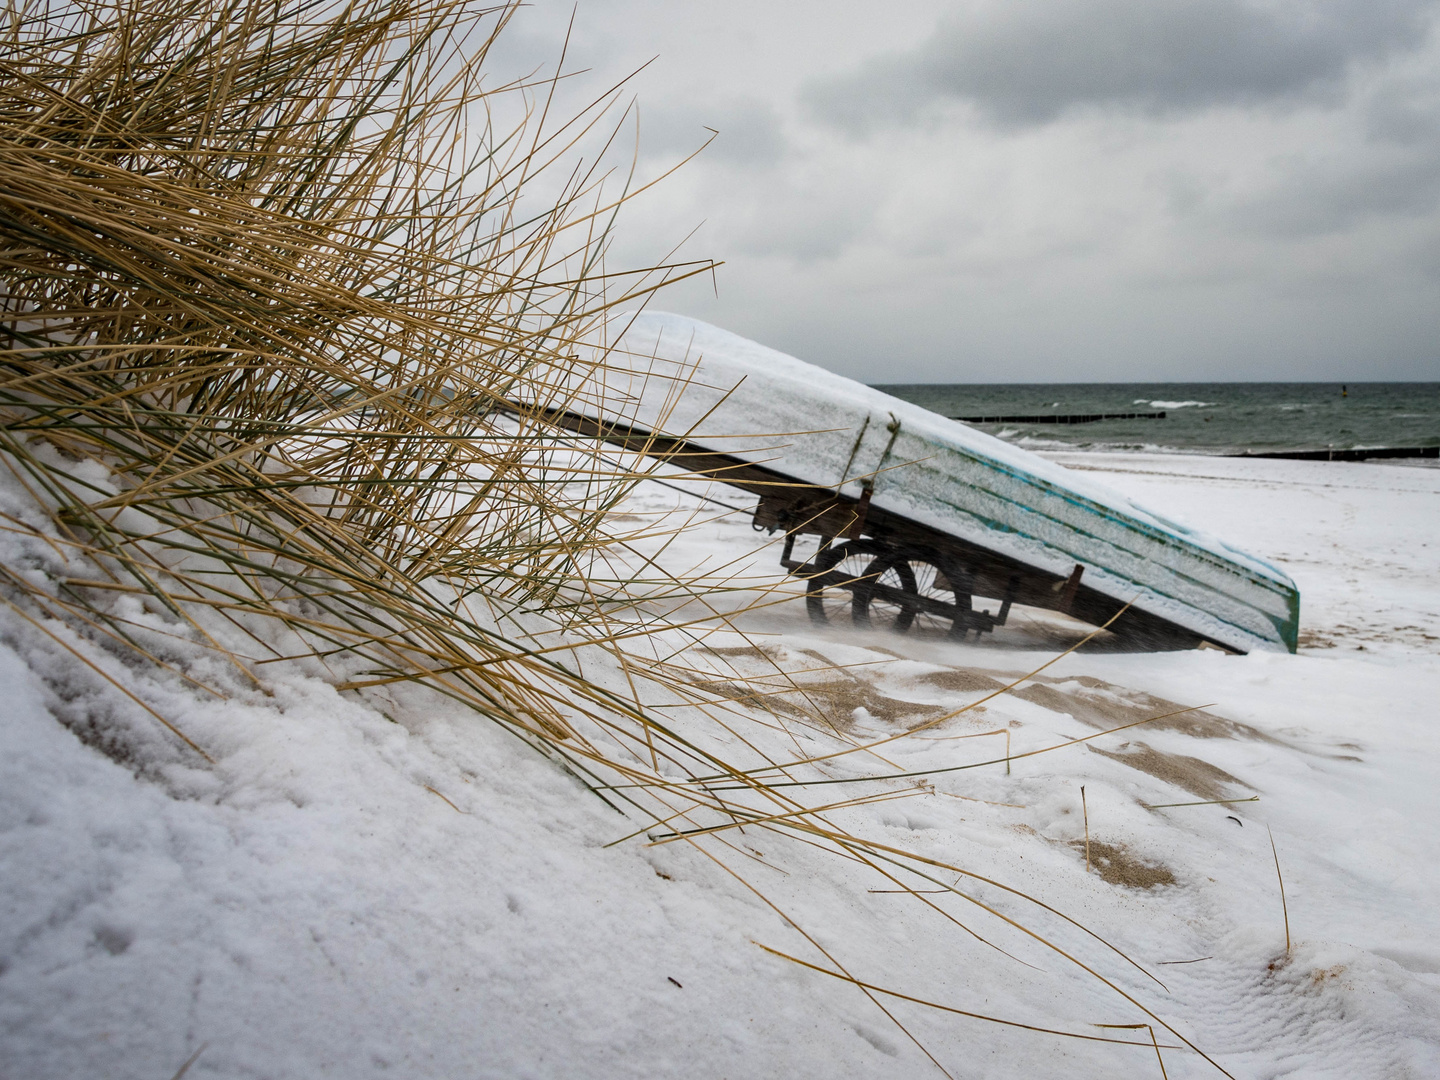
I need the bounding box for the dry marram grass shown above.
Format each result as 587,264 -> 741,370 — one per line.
0,3 -> 1238,1075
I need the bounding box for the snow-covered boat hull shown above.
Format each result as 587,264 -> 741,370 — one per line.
587,312 -> 1299,654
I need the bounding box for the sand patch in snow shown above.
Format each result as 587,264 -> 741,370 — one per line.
1089,740 -> 1253,801
915,668 -> 1008,694
687,674 -> 945,733
1012,677 -> 1279,742
1068,840 -> 1177,890
690,643 -> 956,732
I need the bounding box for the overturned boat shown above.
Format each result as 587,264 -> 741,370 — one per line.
556,312 -> 1299,654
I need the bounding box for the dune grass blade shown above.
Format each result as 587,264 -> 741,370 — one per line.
1269,825 -> 1291,954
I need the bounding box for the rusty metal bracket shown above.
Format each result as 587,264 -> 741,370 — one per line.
1058,564 -> 1084,614
845,484 -> 874,540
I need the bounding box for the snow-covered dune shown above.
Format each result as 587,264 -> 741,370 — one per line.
3,444 -> 1438,1078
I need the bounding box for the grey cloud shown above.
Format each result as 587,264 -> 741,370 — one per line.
638,99 -> 787,165
807,0 -> 1436,129
1235,141 -> 1440,238
1201,61 -> 1440,237
726,196 -> 871,262
1364,67 -> 1440,144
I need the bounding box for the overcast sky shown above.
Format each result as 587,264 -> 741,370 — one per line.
496,0 -> 1440,383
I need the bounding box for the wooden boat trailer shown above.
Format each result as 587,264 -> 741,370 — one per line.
535,407 -> 1218,651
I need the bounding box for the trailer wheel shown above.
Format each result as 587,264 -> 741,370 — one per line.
850,551 -> 920,631
805,542 -> 862,625
908,559 -> 971,637
806,544 -> 973,634
805,541 -> 890,627
804,542 -> 932,632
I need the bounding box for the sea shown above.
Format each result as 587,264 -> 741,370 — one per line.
872,382 -> 1440,458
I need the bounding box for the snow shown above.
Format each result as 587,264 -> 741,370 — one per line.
3,439 -> 1439,1076
595,312 -> 1297,654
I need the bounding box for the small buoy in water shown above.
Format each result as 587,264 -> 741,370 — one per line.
1342,385 -> 1348,398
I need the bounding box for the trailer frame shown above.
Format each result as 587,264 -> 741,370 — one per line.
536,406 -> 1227,651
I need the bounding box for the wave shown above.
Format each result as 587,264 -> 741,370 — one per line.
1133,399 -> 1216,409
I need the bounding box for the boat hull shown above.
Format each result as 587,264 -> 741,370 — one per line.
587,312 -> 1300,654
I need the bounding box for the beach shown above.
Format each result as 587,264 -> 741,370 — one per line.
7,0 -> 1436,1074
3,451 -> 1438,1078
